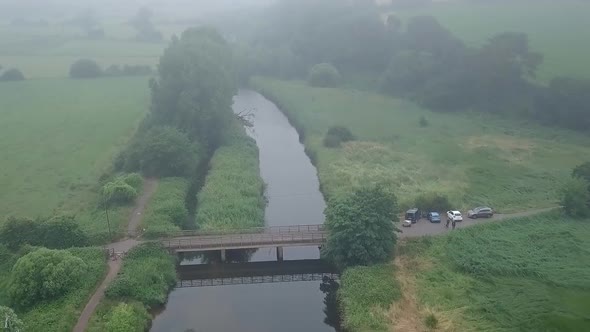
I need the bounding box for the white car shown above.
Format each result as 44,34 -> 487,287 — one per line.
447,210 -> 463,222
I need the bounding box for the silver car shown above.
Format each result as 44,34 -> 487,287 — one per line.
468,206 -> 494,219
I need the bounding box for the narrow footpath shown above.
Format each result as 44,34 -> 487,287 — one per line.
72,178 -> 158,332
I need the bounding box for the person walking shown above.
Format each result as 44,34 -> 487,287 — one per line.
445,218 -> 450,228
452,219 -> 456,230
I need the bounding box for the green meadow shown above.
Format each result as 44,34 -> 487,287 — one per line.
0,77 -> 149,236
252,77 -> 590,212
395,0 -> 590,82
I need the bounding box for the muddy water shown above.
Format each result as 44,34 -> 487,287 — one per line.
150,90 -> 340,332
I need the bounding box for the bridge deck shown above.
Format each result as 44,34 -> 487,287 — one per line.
160,224 -> 327,252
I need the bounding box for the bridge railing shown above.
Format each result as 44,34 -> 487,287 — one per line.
164,224 -> 326,238
161,231 -> 327,250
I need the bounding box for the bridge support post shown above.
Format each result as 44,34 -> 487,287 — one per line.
276,247 -> 283,261
220,249 -> 226,262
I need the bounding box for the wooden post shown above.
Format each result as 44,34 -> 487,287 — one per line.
276,246 -> 284,261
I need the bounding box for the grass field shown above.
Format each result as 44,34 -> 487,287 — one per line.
389,213 -> 590,331
395,0 -> 590,82
195,122 -> 266,230
0,77 -> 149,238
252,77 -> 590,212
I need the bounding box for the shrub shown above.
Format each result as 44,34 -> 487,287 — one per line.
424,313 -> 439,329
104,302 -> 150,332
323,126 -> 355,148
323,185 -> 398,268
40,215 -> 89,249
0,306 -> 24,331
308,63 -> 341,87
419,115 -> 429,127
69,59 -> 102,78
9,248 -> 87,309
561,178 -> 590,218
414,192 -> 452,212
119,126 -> 199,177
0,68 -> 25,81
0,217 -> 41,250
102,180 -> 138,205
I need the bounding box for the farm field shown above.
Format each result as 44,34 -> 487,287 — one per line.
252,77 -> 590,212
394,0 -> 590,82
0,77 -> 149,235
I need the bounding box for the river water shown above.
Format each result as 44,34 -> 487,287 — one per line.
150,90 -> 340,332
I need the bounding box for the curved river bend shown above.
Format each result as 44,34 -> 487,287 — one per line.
150,90 -> 340,332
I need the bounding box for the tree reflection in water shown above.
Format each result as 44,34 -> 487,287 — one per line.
321,276 -> 344,331
179,249 -> 257,264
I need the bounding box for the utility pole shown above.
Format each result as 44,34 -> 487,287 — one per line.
103,196 -> 112,240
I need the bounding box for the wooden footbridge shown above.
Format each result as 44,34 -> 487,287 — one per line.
159,224 -> 327,261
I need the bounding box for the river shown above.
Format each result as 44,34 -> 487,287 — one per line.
150,90 -> 340,332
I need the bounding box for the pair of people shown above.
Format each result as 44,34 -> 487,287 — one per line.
445,218 -> 456,230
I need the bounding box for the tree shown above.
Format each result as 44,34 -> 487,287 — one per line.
0,217 -> 40,250
0,306 -> 24,332
104,303 -> 149,332
40,216 -> 89,249
561,178 -> 590,218
149,27 -> 236,148
0,68 -> 25,81
308,63 -> 341,88
323,126 -> 355,148
323,185 -> 398,268
120,126 -> 198,177
9,248 -> 87,309
69,59 -> 102,78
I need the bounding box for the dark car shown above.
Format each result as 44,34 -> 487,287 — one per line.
468,206 -> 494,219
402,208 -> 421,227
427,212 -> 441,223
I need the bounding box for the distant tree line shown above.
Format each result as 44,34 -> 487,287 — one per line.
0,65 -> 25,82
235,0 -> 590,133
69,59 -> 153,79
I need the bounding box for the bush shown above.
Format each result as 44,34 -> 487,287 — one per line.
323,126 -> 355,148
106,243 -> 176,308
9,248 -> 87,309
308,63 -> 341,88
414,192 -> 452,212
104,302 -> 150,332
561,178 -> 590,218
419,115 -> 429,127
0,306 -> 24,331
0,217 -> 41,250
102,180 -> 138,205
0,68 -> 25,81
119,126 -> 199,177
323,185 -> 398,268
40,215 -> 89,249
69,59 -> 102,78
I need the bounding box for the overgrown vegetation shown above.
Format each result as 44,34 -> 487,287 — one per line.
69,58 -> 102,78
323,126 -> 355,148
141,177 -> 189,238
102,173 -> 143,205
562,161 -> 590,218
414,192 -> 452,213
308,63 -> 340,88
0,216 -> 88,250
196,123 -> 265,230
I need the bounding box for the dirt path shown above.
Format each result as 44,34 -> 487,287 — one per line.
399,207 -> 556,238
72,179 -> 157,332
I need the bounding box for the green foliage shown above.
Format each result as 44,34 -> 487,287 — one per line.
196,123 -> 266,230
119,126 -> 199,177
0,216 -> 88,250
102,180 -> 138,205
142,178 -> 189,238
308,63 -> 341,88
424,313 -> 438,329
323,126 -> 355,148
561,178 -> 590,218
103,64 -> 153,77
573,161 -> 590,183
339,264 -> 400,331
69,59 -> 102,78
323,185 -> 398,268
0,306 -> 24,331
414,192 -> 452,213
419,115 -> 429,127
9,248 -> 87,309
0,217 -> 41,250
0,68 -> 25,81
104,302 -> 150,332
106,243 -> 176,308
149,27 -> 236,148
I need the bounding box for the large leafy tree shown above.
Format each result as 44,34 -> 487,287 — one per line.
9,248 -> 87,309
323,186 -> 398,268
149,27 -> 237,149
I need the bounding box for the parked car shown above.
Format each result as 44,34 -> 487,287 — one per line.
447,210 -> 463,222
427,212 -> 441,223
403,208 -> 421,227
468,206 -> 494,219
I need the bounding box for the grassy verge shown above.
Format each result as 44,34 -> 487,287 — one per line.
141,177 -> 190,238
195,122 -> 266,230
339,264 -> 400,331
251,77 -> 590,212
18,247 -> 107,332
87,243 -> 176,331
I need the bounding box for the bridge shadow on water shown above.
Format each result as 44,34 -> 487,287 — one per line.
174,250 -> 344,331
